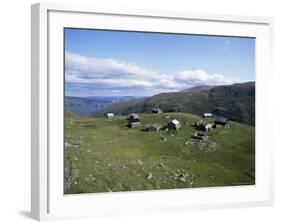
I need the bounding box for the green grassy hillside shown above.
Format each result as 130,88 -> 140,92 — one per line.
64,111 -> 255,194
98,82 -> 255,125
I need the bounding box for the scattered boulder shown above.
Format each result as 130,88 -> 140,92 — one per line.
174,169 -> 191,183
106,187 -> 112,192
64,162 -> 79,190
191,132 -> 209,141
147,173 -> 153,180
72,140 -> 81,145
179,177 -> 186,182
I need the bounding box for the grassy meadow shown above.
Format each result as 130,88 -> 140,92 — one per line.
64,111 -> 255,194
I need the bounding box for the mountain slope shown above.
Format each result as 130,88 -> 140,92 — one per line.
99,82 -> 255,125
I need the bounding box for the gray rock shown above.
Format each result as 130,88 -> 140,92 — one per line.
179,177 -> 186,182
147,173 -> 153,180
72,140 -> 81,145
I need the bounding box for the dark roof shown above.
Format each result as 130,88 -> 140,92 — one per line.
130,113 -> 140,119
214,116 -> 228,123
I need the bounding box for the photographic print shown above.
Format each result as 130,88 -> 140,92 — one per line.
64,28 -> 255,194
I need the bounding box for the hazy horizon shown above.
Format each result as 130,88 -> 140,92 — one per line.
65,81 -> 255,98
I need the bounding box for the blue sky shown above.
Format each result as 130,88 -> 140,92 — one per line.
65,28 -> 255,97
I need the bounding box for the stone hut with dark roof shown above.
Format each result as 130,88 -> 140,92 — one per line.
128,113 -> 141,128
214,116 -> 229,127
152,107 -> 162,114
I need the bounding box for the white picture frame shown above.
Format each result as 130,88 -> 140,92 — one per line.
31,2 -> 274,221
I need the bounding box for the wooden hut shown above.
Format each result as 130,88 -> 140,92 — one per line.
214,116 -> 229,127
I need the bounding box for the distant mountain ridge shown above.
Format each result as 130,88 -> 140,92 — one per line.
99,82 -> 255,125
181,85 -> 215,92
65,95 -> 143,116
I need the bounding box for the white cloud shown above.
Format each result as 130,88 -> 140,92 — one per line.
65,51 -> 245,96
65,51 -> 162,81
175,69 -> 241,86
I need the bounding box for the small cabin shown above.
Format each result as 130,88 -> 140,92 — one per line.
214,116 -> 229,127
152,107 -> 162,114
168,119 -> 181,130
144,123 -> 162,132
128,113 -> 141,128
203,113 -> 213,118
195,120 -> 213,131
106,113 -> 114,118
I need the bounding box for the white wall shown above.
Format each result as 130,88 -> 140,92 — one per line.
0,0 -> 279,223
